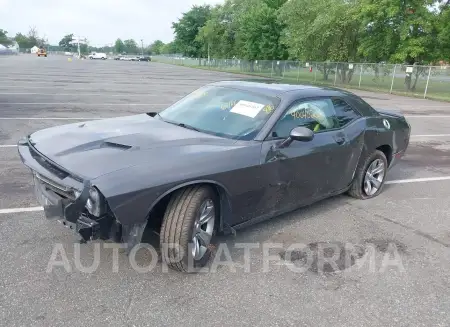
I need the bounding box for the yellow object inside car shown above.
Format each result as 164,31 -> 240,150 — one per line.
313,123 -> 321,132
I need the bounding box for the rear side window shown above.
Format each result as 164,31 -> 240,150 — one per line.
332,98 -> 361,127
347,94 -> 379,116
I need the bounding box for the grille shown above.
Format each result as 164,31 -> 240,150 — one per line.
29,145 -> 70,179
34,172 -> 77,200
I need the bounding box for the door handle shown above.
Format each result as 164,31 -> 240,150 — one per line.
334,135 -> 346,145
268,152 -> 287,162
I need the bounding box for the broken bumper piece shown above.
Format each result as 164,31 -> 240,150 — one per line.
18,139 -> 119,242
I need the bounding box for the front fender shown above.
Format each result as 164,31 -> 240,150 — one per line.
146,179 -> 233,233
92,143 -> 261,226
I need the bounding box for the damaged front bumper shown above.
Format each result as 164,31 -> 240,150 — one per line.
18,138 -> 120,243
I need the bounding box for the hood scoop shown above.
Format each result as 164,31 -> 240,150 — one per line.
53,140 -> 132,157
101,141 -> 132,150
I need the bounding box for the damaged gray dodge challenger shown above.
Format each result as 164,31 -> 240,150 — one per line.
18,81 -> 410,272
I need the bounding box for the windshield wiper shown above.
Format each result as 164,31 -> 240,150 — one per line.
157,114 -> 200,132
177,123 -> 200,132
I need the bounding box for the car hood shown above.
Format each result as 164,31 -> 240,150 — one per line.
28,114 -> 237,179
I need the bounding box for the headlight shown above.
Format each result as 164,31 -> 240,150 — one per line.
85,187 -> 106,217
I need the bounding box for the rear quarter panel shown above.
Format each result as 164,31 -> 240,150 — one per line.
363,115 -> 410,163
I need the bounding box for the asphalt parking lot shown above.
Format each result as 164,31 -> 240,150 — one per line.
1,54 -> 449,327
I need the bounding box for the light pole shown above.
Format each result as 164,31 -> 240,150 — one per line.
141,39 -> 144,56
70,36 -> 87,58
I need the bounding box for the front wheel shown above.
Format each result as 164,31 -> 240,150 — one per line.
347,150 -> 388,199
160,185 -> 217,272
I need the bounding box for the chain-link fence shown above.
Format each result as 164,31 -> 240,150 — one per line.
152,56 -> 450,101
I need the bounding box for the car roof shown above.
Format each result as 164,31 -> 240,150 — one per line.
208,80 -> 353,98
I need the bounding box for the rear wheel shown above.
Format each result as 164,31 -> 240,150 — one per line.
347,150 -> 388,199
160,185 -> 217,272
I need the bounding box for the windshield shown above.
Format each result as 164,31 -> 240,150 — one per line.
157,85 -> 279,140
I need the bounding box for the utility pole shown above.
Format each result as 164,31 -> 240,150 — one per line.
141,39 -> 144,56
208,42 -> 210,64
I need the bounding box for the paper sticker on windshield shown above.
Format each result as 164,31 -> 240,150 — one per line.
230,100 -> 266,118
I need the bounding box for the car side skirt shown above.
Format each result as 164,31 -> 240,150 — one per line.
227,185 -> 350,234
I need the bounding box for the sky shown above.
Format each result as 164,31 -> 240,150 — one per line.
0,0 -> 223,46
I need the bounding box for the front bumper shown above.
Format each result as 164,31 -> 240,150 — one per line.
389,150 -> 405,169
18,139 -> 117,242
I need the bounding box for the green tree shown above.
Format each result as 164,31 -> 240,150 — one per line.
124,39 -> 138,54
114,38 -> 126,53
15,33 -> 30,49
0,29 -> 13,46
27,26 -> 42,47
236,0 -> 287,61
172,5 -> 212,58
195,20 -> 216,59
160,41 -> 179,54
357,0 -> 441,90
436,1 -> 450,61
150,40 -> 165,55
194,2 -> 239,59
194,0 -> 287,67
357,0 -> 439,64
279,0 -> 360,82
280,0 -> 359,61
80,44 -> 88,55
59,34 -> 74,51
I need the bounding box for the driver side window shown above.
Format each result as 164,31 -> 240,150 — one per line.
269,98 -> 339,139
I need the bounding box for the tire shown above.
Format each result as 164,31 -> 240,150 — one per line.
347,150 -> 388,200
160,185 -> 218,272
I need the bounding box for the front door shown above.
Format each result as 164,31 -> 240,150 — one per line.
261,97 -> 357,211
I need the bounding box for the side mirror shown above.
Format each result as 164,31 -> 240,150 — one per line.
278,126 -> 314,148
289,126 -> 314,142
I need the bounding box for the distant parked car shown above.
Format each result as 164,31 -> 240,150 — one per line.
37,48 -> 47,57
88,52 -> 107,60
114,56 -> 121,60
138,56 -> 151,62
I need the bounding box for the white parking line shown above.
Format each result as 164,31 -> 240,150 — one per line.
0,80 -> 205,86
386,176 -> 450,184
405,115 -> 450,118
0,103 -> 169,106
0,84 -> 192,92
0,92 -> 171,97
0,117 -> 104,120
0,145 -> 16,148
0,207 -> 43,214
410,134 -> 450,137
